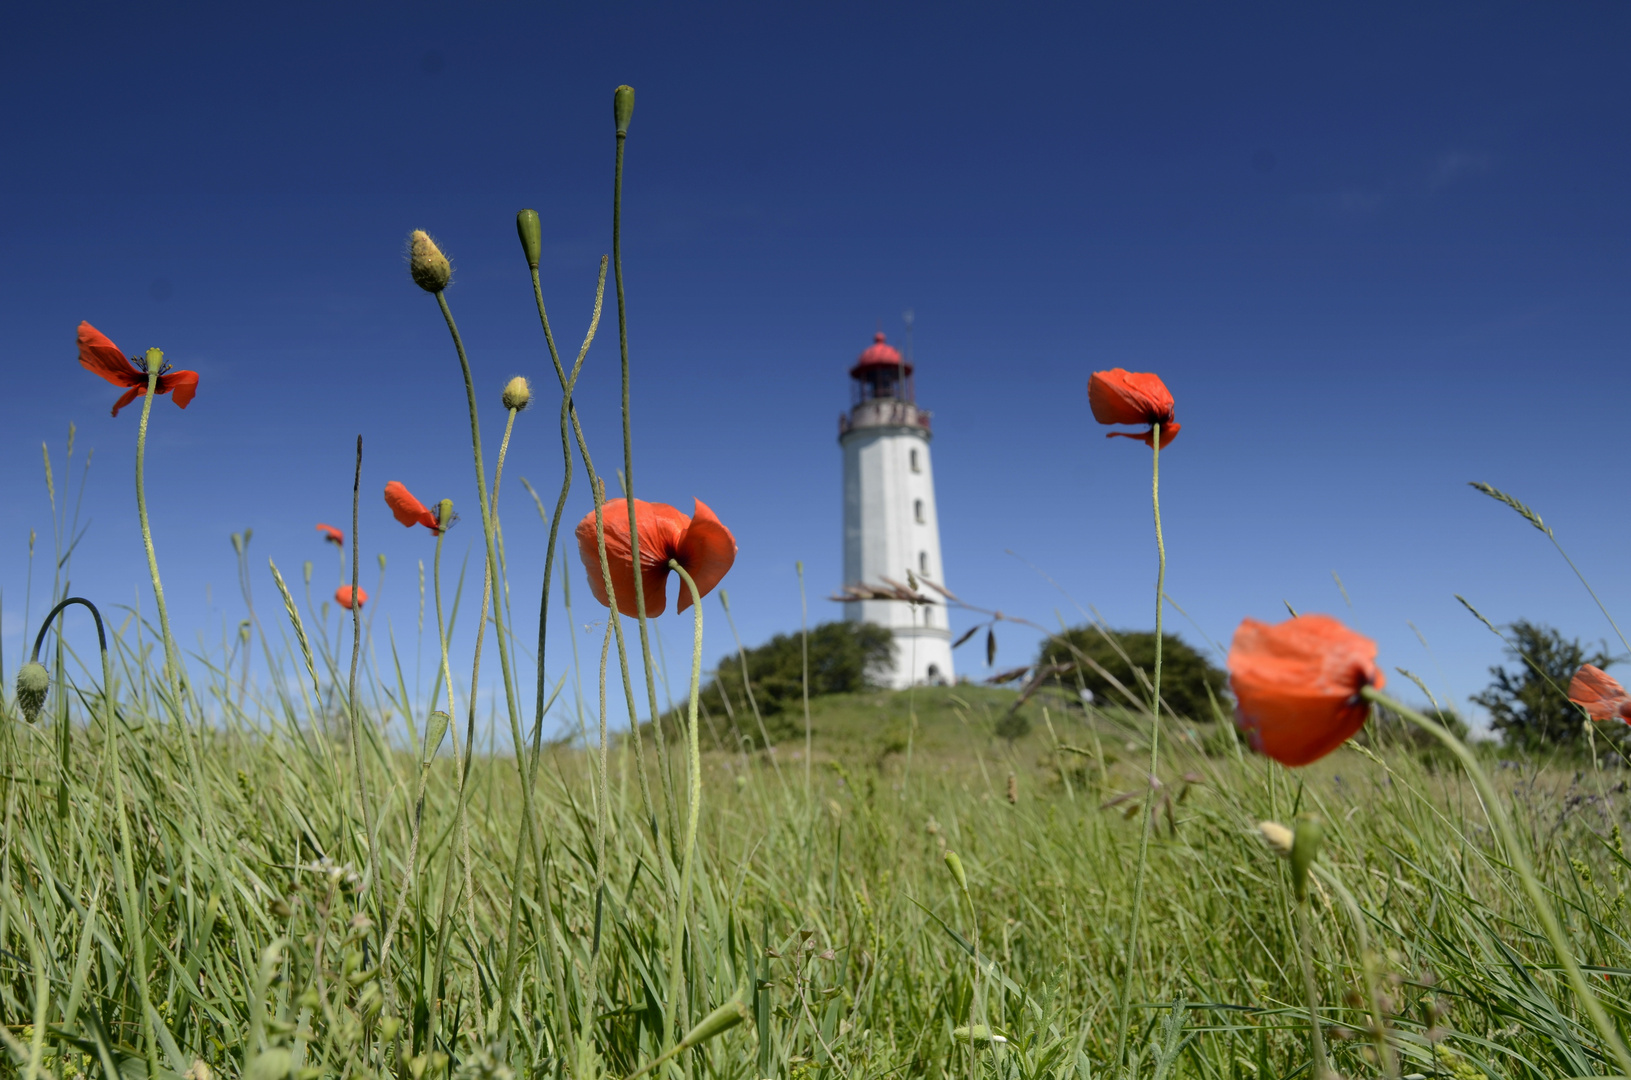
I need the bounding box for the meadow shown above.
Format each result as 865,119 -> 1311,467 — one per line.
7,87 -> 1631,1080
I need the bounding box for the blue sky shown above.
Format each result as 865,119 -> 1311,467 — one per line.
3,2 -> 1629,737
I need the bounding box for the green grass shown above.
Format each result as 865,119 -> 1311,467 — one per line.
5,639 -> 1630,1080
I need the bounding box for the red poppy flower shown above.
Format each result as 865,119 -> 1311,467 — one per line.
1228,614 -> 1384,767
1569,664 -> 1631,723
77,321 -> 200,418
574,498 -> 736,617
335,585 -> 368,610
316,523 -> 344,547
1088,368 -> 1179,449
384,482 -> 441,533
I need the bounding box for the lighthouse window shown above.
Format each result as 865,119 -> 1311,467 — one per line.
909,449 -> 921,473
914,499 -> 925,524
918,551 -> 929,575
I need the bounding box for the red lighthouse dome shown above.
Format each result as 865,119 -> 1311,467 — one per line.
849,332 -> 911,378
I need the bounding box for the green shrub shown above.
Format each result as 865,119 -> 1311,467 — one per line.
1037,626 -> 1227,723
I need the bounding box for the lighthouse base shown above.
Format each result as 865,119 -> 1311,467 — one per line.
882,625 -> 956,689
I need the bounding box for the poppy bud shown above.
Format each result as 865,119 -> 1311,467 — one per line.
1258,821 -> 1294,857
502,376 -> 532,412
678,994 -> 749,1049
614,85 -> 635,136
16,661 -> 49,723
1291,815 -> 1324,901
943,850 -> 967,892
408,230 -> 452,293
516,209 -> 542,270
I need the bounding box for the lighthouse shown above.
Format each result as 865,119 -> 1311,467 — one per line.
839,332 -> 955,688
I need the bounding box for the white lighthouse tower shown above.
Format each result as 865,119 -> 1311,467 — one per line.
839,331 -> 955,688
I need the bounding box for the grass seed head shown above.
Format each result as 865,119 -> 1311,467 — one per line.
408,230 -> 452,293
502,376 -> 532,412
15,661 -> 48,723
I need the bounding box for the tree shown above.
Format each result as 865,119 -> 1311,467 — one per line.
686,621 -> 895,746
1470,620 -> 1613,749
1037,627 -> 1227,722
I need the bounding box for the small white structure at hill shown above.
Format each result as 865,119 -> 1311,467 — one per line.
837,332 -> 955,687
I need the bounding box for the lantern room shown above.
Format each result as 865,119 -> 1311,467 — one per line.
848,332 -> 915,406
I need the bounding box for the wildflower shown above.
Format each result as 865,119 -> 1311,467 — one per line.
316,523 -> 344,547
1087,368 -> 1178,448
78,321 -> 199,418
408,230 -> 452,293
335,585 -> 367,610
502,375 -> 532,411
1569,664 -> 1631,723
574,498 -> 736,617
384,481 -> 442,533
1228,614 -> 1384,766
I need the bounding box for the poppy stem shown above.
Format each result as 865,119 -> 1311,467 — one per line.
1294,894 -> 1330,1080
662,558 -> 706,1055
613,92 -> 683,880
1113,421 -> 1165,1069
430,288 -> 531,885
517,253 -> 606,1060
1361,686 -> 1631,1078
133,351 -> 185,708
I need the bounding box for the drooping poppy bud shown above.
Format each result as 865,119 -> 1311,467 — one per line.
614,85 -> 635,136
502,376 -> 532,412
16,661 -> 49,723
408,230 -> 452,293
516,209 -> 542,270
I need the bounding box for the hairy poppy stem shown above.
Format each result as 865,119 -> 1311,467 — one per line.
513,251 -> 607,1057
662,559 -> 706,1053
1113,421 -> 1165,1069
430,288 -> 530,863
1294,896 -> 1330,1080
612,91 -> 684,877
133,352 -> 185,708
1361,686 -> 1631,1078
